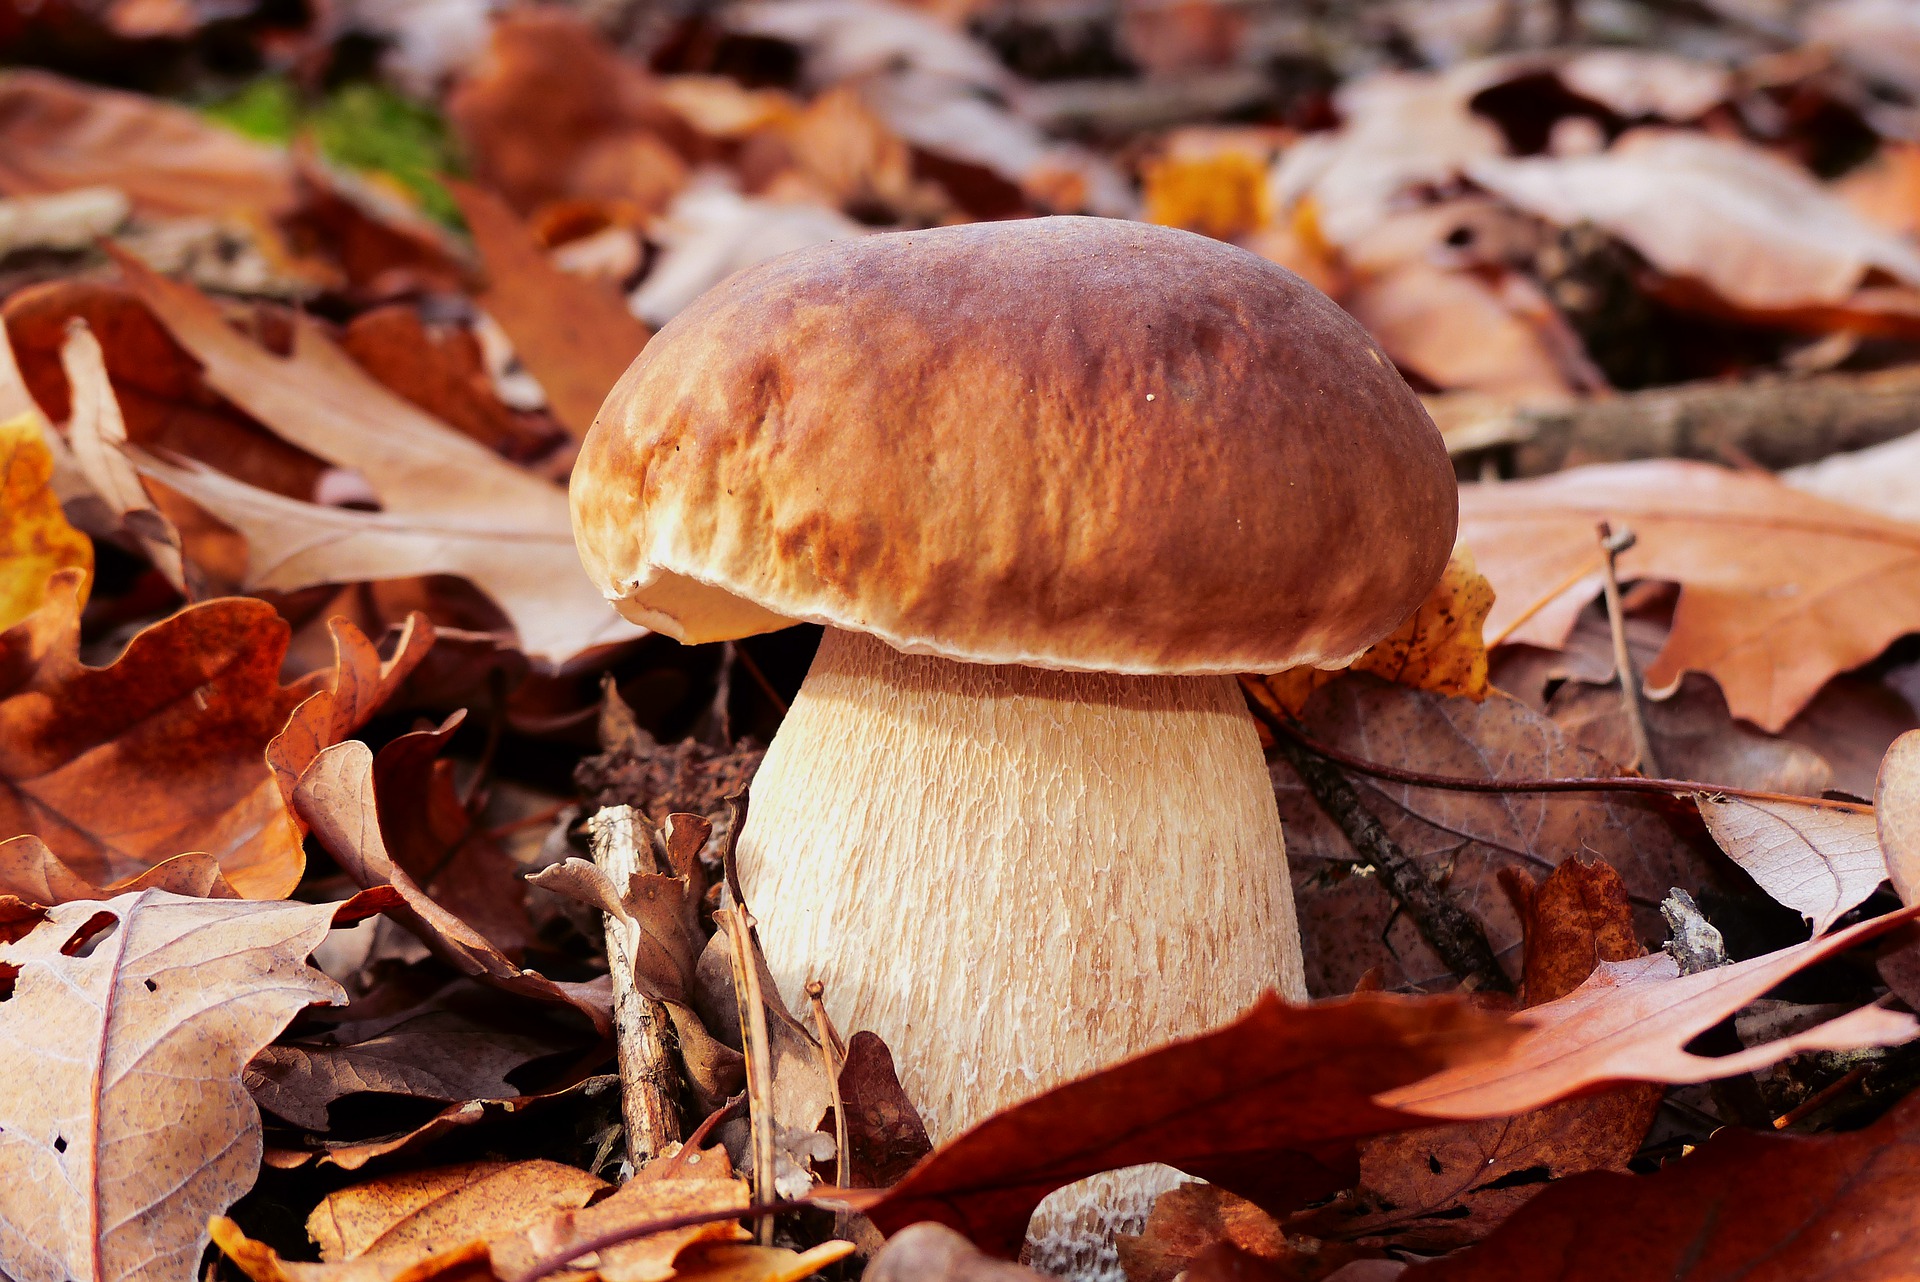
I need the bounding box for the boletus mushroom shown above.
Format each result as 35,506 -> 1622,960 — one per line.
571,217 -> 1457,1275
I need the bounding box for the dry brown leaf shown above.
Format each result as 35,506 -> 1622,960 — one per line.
863,994 -> 1522,1255
1468,129 -> 1920,311
1117,1185 -> 1290,1282
1279,676 -> 1713,994
0,890 -> 342,1282
307,1161 -> 605,1263
1344,264 -> 1583,400
109,253 -> 639,664
1834,141 -> 1920,237
293,738 -> 612,1033
0,569 -> 419,898
339,307 -> 552,458
1878,729 -> 1920,906
0,409 -> 90,631
0,69 -> 296,219
249,1008 -> 557,1132
865,1224 -> 1042,1282
447,181 -> 651,441
1252,548 -> 1492,719
1398,1089 -> 1920,1282
1697,796 -> 1885,932
1297,862 -> 1661,1252
0,836 -> 235,904
667,1241 -> 857,1282
1462,459 -> 1920,732
833,1030 -> 933,1189
1141,132 -> 1279,242
1383,904 -> 1920,1120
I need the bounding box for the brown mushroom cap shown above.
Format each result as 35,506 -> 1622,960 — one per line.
571,216 -> 1457,674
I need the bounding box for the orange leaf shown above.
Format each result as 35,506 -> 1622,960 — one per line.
0,410 -> 90,632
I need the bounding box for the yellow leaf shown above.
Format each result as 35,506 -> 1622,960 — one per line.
1251,546 -> 1493,717
1142,150 -> 1271,242
0,411 -> 91,631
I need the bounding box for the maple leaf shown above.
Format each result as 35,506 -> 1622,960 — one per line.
0,409 -> 90,631
106,253 -> 640,665
1250,548 -> 1493,720
0,890 -> 342,1282
446,181 -> 652,441
1461,459 -> 1920,732
1400,1090 -> 1920,1282
0,569 -> 428,899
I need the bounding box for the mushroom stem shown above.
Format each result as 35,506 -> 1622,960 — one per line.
739,627 -> 1307,1272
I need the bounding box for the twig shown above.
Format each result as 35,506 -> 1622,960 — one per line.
807,979 -> 850,1193
721,791 -> 749,914
733,642 -> 790,717
1597,522 -> 1661,777
720,899 -> 777,1245
504,1196 -> 822,1282
1268,730 -> 1514,993
586,805 -> 682,1166
1774,1064 -> 1870,1130
1245,698 -> 1874,814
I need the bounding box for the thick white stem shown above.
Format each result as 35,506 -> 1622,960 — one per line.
738,628 -> 1307,1275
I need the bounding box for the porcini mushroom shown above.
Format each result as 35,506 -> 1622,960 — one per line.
571,217 -> 1457,1275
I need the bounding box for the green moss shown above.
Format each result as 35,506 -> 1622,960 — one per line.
201,77 -> 463,225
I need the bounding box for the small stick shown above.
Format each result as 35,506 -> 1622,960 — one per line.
733,643 -> 791,717
1245,697 -> 1874,814
1597,522 -> 1661,777
1269,731 -> 1513,993
720,900 -> 778,1245
806,979 -> 850,1193
1773,1064 -> 1871,1130
586,805 -> 681,1166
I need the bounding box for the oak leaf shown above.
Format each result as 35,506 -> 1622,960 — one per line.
1400,1089 -> 1920,1282
109,252 -> 639,665
1696,796 -> 1885,933
306,1161 -> 604,1263
0,408 -> 90,631
0,569 -> 427,899
0,890 -> 342,1282
293,738 -> 612,1033
863,994 -> 1522,1256
1878,729 -> 1920,906
1461,459 -> 1920,731
447,181 -> 651,441
1251,549 -> 1492,719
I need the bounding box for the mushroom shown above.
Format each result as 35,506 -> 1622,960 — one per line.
571,217 -> 1457,1274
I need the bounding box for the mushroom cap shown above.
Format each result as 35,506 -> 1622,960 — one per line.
571,216 -> 1457,674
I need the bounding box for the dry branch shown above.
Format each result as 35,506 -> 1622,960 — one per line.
1436,365 -> 1920,475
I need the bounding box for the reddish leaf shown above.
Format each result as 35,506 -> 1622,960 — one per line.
862,994 -> 1522,1256
1401,1091 -> 1920,1281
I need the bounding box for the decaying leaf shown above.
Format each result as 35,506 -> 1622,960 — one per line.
0,410 -> 89,633
448,181 -> 651,441
109,253 -> 639,664
1117,1185 -> 1291,1282
1400,1091 -> 1920,1282
1383,904 -> 1920,1120
1462,460 -> 1920,731
293,739 -> 612,1033
1296,862 -> 1661,1252
0,835 -> 236,904
1252,548 -> 1493,718
0,569 -> 422,899
1279,676 -> 1713,994
1697,796 -> 1885,933
863,993 -> 1523,1255
0,890 -> 342,1282
1878,729 -> 1920,906
307,1161 -> 605,1262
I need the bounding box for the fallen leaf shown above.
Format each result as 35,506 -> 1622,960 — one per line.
1878,729 -> 1920,905
1697,796 -> 1884,932
1252,549 -> 1493,719
1141,132 -> 1278,241
1117,1185 -> 1289,1282
667,1241 -> 857,1282
0,835 -> 235,904
293,738 -> 612,1033
863,993 -> 1522,1256
1462,459 -> 1920,731
0,569 -> 414,898
1382,903 -> 1920,1120
339,306 -> 553,458
0,69 -> 296,218
1399,1089 -> 1920,1282
1345,264 -> 1584,400
110,252 -> 639,664
865,1224 -> 1044,1282
1296,862 -> 1661,1251
307,1161 -> 605,1262
834,1030 -> 934,1189
1468,128 -> 1920,311
0,408 -> 90,631
0,890 -> 342,1282
448,181 -> 651,440
1279,676 -> 1713,993
249,1007 -> 558,1131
